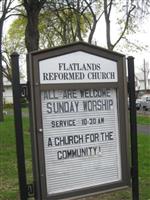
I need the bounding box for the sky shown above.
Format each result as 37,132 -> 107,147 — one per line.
93,14 -> 150,75
2,2 -> 150,77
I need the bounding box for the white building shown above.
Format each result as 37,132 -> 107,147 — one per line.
3,78 -> 13,104
3,78 -> 26,104
135,72 -> 150,92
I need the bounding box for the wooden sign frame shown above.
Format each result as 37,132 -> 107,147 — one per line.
28,42 -> 130,200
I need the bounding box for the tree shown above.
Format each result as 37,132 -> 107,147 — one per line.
6,2 -> 93,50
23,0 -> 47,52
44,0 -> 103,44
38,0 -> 150,49
39,1 -> 94,47
0,0 -> 21,121
5,0 -> 150,53
2,17 -> 26,82
103,0 -> 150,50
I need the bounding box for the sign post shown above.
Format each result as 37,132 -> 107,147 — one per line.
11,52 -> 28,200
127,56 -> 139,200
28,42 -> 130,200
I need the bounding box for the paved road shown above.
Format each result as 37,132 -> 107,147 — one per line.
137,110 -> 150,116
137,124 -> 150,135
137,111 -> 150,134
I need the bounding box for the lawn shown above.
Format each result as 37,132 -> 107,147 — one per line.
0,114 -> 150,200
0,115 -> 33,200
137,114 -> 150,125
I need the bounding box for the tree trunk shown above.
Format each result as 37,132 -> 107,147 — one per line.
88,18 -> 97,44
25,9 -> 40,52
104,0 -> 113,50
23,0 -> 46,52
76,0 -> 83,41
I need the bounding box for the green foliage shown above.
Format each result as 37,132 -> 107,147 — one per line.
39,8 -> 91,48
20,98 -> 28,108
5,5 -> 92,50
6,16 -> 27,54
3,103 -> 13,109
2,16 -> 26,81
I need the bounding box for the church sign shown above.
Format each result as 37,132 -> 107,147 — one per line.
28,42 -> 130,200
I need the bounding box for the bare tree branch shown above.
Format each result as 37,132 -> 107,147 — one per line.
112,3 -> 136,49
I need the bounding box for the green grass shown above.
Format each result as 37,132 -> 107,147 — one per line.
137,115 -> 150,125
0,115 -> 150,200
138,134 -> 150,200
83,134 -> 150,200
0,115 -> 33,200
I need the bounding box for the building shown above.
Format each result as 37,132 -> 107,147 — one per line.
3,78 -> 26,104
3,78 -> 13,104
135,72 -> 150,96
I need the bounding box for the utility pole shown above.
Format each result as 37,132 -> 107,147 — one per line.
143,59 -> 147,93
143,59 -> 150,93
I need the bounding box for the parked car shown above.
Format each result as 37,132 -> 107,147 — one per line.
136,99 -> 142,110
128,98 -> 142,110
140,95 -> 150,111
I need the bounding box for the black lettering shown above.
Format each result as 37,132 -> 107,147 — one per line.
57,151 -> 62,160
80,89 -> 111,98
55,137 -> 60,146
47,101 -> 79,114
56,146 -> 99,160
47,102 -> 52,113
44,90 -> 58,100
87,72 -> 116,80
59,63 -> 66,70
85,133 -> 99,143
83,99 -> 113,111
48,137 -> 53,147
63,90 -> 77,99
43,73 -> 49,80
100,131 -> 114,141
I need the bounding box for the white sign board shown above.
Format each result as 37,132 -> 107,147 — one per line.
39,51 -> 118,84
41,88 -> 121,195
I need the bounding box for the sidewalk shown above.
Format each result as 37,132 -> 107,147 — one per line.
137,124 -> 150,135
